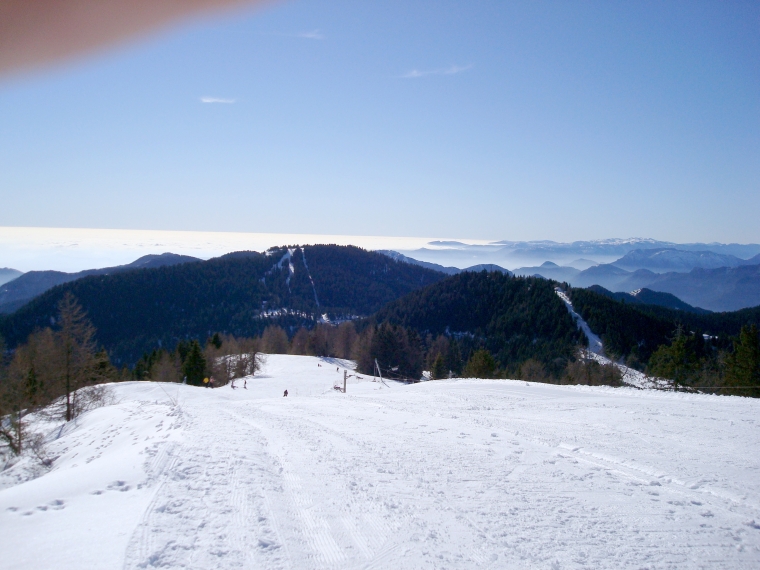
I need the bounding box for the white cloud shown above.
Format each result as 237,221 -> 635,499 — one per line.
297,29 -> 324,40
401,64 -> 473,79
200,97 -> 235,104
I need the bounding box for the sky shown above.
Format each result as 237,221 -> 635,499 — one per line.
1,0 -> 758,244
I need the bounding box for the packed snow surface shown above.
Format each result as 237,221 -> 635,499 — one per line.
2,355 -> 759,569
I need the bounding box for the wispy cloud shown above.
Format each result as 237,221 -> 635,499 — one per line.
401,64 -> 473,79
257,29 -> 325,40
200,97 -> 235,104
296,29 -> 324,40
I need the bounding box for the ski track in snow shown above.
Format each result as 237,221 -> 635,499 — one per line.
1,355 -> 759,569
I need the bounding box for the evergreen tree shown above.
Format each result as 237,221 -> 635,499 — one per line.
368,323 -> 423,380
183,340 -> 206,386
176,340 -> 191,364
725,325 -> 760,397
446,338 -> 463,375
464,349 -> 497,378
648,327 -> 701,388
431,353 -> 447,380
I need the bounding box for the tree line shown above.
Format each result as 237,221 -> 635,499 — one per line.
226,320 -> 623,387
570,287 -> 760,395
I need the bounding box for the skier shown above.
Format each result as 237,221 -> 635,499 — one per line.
203,377 -> 209,388
244,378 -> 247,389
283,389 -> 288,397
209,376 -> 215,389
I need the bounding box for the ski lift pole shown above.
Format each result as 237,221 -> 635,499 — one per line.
343,369 -> 347,393
375,358 -> 388,387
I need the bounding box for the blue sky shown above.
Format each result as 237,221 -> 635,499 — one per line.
1,0 -> 758,243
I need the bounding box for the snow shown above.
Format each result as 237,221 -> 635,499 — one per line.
2,354 -> 760,569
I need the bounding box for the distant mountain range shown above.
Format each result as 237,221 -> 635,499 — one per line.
498,259 -> 760,312
377,251 -> 512,276
395,238 -> 760,271
0,253 -> 202,314
0,268 -> 23,287
611,248 -> 760,273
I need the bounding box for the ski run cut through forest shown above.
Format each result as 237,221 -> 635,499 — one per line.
1,354 -> 759,569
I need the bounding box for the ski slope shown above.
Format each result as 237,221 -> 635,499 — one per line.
2,354 -> 759,569
556,288 -> 670,390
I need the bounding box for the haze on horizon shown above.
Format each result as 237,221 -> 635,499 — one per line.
1,0 -> 758,244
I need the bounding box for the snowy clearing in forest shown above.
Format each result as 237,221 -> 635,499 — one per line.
1,354 -> 759,569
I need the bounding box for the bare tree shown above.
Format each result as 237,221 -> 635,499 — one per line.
332,322 -> 358,360
149,350 -> 182,383
53,293 -> 113,421
0,328 -> 59,453
261,326 -> 289,354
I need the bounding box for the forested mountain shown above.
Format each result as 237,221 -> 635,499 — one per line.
376,251 -> 460,275
586,285 -> 710,314
569,287 -> 760,364
0,253 -> 201,314
0,246 -> 445,365
372,271 -> 583,374
512,261 -> 580,282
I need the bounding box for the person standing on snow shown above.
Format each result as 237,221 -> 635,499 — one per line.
209,376 -> 215,389
283,389 -> 288,397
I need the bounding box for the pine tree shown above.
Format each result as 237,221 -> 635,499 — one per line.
183,340 -> 206,386
465,349 -> 497,379
648,328 -> 701,388
446,339 -> 463,375
725,325 -> 760,397
431,353 -> 447,380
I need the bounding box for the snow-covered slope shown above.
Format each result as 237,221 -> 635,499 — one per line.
2,355 -> 759,569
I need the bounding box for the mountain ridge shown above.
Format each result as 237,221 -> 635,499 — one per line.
0,253 -> 202,314
0,245 -> 446,365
